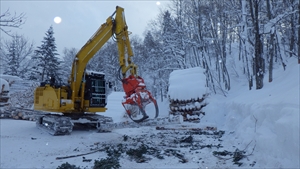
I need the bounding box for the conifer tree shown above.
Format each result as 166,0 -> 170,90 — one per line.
33,26 -> 61,81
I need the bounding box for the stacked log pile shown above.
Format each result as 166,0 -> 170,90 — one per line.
169,95 -> 207,121
168,67 -> 208,122
0,78 -> 42,121
9,80 -> 39,109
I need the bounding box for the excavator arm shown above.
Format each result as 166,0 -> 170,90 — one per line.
70,15 -> 114,99
70,6 -> 137,103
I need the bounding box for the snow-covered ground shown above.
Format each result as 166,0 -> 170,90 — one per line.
0,60 -> 299,169
202,59 -> 299,168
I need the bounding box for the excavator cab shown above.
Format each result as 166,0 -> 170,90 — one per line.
84,71 -> 106,108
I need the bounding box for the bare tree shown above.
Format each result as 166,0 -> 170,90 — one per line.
0,9 -> 26,36
1,34 -> 34,79
249,0 -> 265,90
266,0 -> 276,82
60,47 -> 78,83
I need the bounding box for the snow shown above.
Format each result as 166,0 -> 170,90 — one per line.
0,60 -> 299,168
103,91 -> 127,123
202,59 -> 299,168
85,70 -> 105,75
168,67 -> 208,100
0,78 -> 9,91
0,74 -> 22,84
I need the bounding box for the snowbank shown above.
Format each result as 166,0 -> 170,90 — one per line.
202,60 -> 299,168
101,92 -> 127,123
0,74 -> 22,84
168,67 -> 208,100
0,78 -> 9,91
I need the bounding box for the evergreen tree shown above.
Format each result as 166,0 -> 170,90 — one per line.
161,10 -> 180,69
33,26 -> 60,81
142,31 -> 167,100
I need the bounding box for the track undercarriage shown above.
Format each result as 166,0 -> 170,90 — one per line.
3,106 -> 182,136
36,113 -> 114,135
36,113 -> 181,135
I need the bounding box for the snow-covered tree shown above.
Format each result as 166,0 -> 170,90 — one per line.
5,38 -> 18,76
86,39 -> 123,91
0,34 -> 34,79
60,47 -> 78,83
33,26 -> 61,81
141,31 -> 168,100
160,9 -> 185,69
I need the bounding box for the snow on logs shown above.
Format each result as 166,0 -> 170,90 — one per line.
168,67 -> 208,121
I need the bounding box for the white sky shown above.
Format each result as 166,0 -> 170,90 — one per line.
0,1 -> 170,55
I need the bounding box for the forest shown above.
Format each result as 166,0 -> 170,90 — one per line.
0,0 -> 299,99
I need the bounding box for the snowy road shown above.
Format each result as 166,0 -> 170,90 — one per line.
0,118 -> 257,169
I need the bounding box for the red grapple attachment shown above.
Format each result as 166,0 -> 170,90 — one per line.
121,75 -> 159,123
122,75 -> 146,97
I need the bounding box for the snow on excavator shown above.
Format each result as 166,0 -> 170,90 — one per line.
33,6 -> 163,135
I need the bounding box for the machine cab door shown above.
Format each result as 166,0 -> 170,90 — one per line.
84,72 -> 107,108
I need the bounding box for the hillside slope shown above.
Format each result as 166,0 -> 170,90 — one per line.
202,59 -> 299,168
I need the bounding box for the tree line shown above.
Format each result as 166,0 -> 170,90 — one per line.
0,0 -> 299,99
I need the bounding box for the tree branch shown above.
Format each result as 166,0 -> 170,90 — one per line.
0,9 -> 26,36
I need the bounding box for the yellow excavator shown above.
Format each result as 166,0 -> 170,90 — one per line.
34,6 -> 159,135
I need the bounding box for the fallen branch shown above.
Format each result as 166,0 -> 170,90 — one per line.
213,140 -> 256,165
56,148 -> 104,160
253,115 -> 257,132
242,140 -> 253,152
156,126 -> 217,131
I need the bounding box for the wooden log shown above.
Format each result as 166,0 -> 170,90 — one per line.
18,112 -> 23,118
12,115 -> 19,119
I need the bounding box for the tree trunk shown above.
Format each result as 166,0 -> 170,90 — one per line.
267,0 -> 274,82
250,0 -> 264,89
298,0 -> 300,64
290,14 -> 295,58
41,69 -> 45,82
160,88 -> 163,102
241,0 -> 253,90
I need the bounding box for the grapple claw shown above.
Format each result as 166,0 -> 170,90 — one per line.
122,75 -> 159,123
